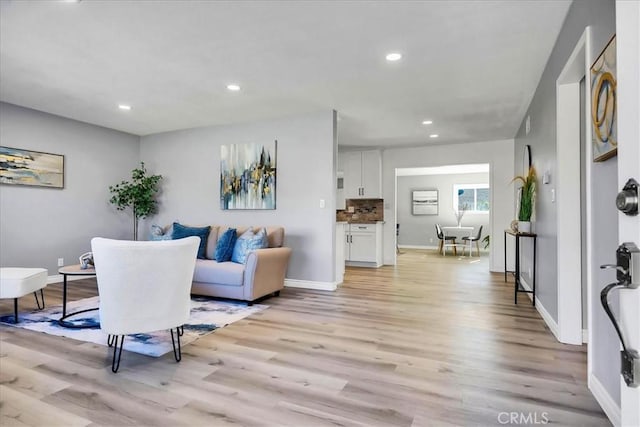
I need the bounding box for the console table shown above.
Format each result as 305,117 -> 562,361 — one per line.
504,229 -> 537,306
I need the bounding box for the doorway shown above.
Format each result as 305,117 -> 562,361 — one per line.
395,163 -> 491,267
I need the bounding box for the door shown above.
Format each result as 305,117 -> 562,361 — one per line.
615,2 -> 640,424
343,152 -> 363,199
361,150 -> 381,198
349,231 -> 376,262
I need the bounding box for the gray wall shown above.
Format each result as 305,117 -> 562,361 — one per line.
397,172 -> 490,247
513,0 -> 618,405
382,139 -> 514,272
0,102 -> 140,274
139,110 -> 336,284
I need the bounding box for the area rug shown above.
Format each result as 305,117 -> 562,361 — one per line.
0,296 -> 267,357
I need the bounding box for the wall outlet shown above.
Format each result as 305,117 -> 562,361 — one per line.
319,199 -> 326,208
57,258 -> 64,267
429,238 -> 434,243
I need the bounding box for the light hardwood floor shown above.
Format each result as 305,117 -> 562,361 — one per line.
0,250 -> 609,426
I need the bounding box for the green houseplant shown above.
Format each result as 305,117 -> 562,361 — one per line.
109,162 -> 162,240
513,166 -> 537,232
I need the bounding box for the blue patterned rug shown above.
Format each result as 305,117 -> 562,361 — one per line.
0,296 -> 267,357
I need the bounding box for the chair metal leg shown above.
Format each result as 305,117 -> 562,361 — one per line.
111,335 -> 125,373
34,289 -> 45,310
171,327 -> 182,362
13,298 -> 18,323
107,334 -> 117,347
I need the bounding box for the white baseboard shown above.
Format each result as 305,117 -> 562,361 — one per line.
589,373 -> 621,426
520,276 -> 560,341
582,329 -> 588,343
47,274 -> 88,285
284,279 -> 337,291
398,244 -> 438,250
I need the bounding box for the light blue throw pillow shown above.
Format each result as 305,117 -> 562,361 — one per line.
231,228 -> 268,264
149,224 -> 172,241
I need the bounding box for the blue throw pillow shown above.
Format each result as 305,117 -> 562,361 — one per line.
172,222 -> 210,259
231,227 -> 268,264
215,228 -> 237,262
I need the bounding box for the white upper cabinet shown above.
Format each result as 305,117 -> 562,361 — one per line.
341,150 -> 381,199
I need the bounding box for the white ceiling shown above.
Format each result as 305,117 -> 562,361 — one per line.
0,0 -> 571,148
397,163 -> 490,176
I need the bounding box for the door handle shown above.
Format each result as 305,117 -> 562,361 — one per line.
600,242 -> 640,387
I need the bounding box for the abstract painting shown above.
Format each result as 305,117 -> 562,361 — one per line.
591,35 -> 617,162
412,189 -> 438,215
220,141 -> 276,209
0,146 -> 64,188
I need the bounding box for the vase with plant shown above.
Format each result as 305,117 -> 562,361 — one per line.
513,166 -> 537,233
109,162 -> 162,240
454,202 -> 469,227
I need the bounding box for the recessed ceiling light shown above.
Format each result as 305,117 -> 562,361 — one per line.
429,134 -> 439,138
61,0 -> 82,3
118,104 -> 131,111
422,120 -> 433,125
227,84 -> 241,91
385,53 -> 402,62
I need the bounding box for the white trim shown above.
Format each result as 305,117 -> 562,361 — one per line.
521,276 -> 560,341
284,279 -> 337,291
555,27 -> 590,346
46,274 -> 88,284
582,329 -> 588,344
589,373 -> 621,427
398,244 -> 438,250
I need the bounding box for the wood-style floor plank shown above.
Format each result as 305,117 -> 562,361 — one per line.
0,250 -> 609,426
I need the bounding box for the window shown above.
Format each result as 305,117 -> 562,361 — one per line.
453,184 -> 490,213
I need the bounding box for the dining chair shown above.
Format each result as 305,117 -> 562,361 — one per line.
435,224 -> 457,255
462,225 -> 483,257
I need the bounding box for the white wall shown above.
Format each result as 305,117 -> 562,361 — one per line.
382,139 -> 514,271
0,102 -> 140,274
397,172 -> 490,248
513,0 -> 619,410
139,110 -> 337,284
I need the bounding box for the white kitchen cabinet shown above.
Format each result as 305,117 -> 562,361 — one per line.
344,223 -> 383,267
342,150 -> 381,199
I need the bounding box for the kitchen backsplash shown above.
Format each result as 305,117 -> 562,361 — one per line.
336,198 -> 384,222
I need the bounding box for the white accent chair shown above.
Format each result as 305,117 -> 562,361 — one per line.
91,236 -> 199,373
0,268 -> 48,323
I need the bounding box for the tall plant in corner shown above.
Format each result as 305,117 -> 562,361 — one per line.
109,162 -> 162,240
513,166 -> 537,231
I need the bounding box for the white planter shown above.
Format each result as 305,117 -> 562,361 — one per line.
518,221 -> 531,233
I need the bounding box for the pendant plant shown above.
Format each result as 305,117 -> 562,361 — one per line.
109,162 -> 162,240
513,166 -> 537,222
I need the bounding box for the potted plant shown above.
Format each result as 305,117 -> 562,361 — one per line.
109,162 -> 162,240
513,166 -> 537,233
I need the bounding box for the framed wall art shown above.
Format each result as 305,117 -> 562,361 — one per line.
591,35 -> 617,162
412,189 -> 438,215
220,140 -> 276,210
0,146 -> 64,189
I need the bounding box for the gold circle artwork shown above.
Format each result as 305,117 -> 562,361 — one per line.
590,36 -> 617,162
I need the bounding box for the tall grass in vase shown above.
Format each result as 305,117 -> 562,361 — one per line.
513,166 -> 536,233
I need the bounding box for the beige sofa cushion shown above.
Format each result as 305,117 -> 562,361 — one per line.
205,226 -> 219,260
194,259 -> 244,286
